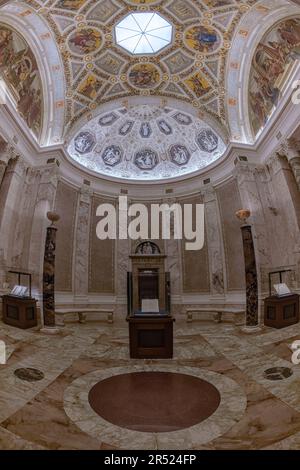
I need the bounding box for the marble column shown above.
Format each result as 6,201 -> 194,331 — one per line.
236,211 -> 260,332
41,212 -> 60,332
279,140 -> 300,191
74,184 -> 92,302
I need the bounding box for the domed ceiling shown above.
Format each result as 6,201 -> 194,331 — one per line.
1,0 -> 299,180
67,104 -> 226,180
17,0 -> 259,135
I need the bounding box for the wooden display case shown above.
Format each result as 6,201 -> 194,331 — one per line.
2,295 -> 38,329
264,294 -> 299,329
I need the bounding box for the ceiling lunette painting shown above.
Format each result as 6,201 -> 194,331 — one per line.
0,1 -> 66,145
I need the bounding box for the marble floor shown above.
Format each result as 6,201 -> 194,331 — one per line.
1,317 -> 300,450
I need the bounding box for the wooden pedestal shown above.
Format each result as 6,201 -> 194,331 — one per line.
127,315 -> 175,359
264,294 -> 299,329
2,295 -> 38,329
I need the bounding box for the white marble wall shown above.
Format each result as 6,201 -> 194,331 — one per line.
0,140 -> 299,316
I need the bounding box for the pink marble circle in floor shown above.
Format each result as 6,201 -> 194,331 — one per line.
88,371 -> 221,432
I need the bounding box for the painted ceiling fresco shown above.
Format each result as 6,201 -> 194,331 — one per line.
19,0 -> 260,136
0,23 -> 43,138
67,104 -> 226,180
249,17 -> 300,136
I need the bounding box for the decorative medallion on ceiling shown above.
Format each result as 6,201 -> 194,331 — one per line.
18,0 -> 259,136
67,104 -> 227,181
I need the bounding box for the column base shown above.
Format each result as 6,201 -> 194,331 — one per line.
40,326 -> 61,335
240,325 -> 262,334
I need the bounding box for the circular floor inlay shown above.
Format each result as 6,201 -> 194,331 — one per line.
88,371 -> 221,432
14,368 -> 45,382
263,367 -> 293,381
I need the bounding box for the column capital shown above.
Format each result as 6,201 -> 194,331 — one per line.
6,154 -> 26,178
278,139 -> 300,162
203,185 -> 217,204
267,151 -> 289,175
0,144 -> 19,166
163,196 -> 178,206
79,183 -> 93,204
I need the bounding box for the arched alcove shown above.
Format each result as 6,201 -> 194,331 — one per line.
226,0 -> 300,144
0,2 -> 66,146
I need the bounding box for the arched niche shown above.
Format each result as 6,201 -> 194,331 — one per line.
225,0 -> 300,144
0,2 -> 66,146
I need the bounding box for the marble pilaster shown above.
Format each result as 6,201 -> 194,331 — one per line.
163,198 -> 183,311
0,155 -> 26,266
0,138 -> 10,187
267,152 -> 300,258
278,140 -> 300,191
0,248 -> 8,293
9,168 -> 40,270
204,187 -> 225,297
116,198 -> 131,311
74,184 -> 93,301
235,162 -> 271,269
28,163 -> 59,293
0,161 -> 6,188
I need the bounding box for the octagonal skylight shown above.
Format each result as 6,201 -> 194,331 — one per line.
115,12 -> 172,55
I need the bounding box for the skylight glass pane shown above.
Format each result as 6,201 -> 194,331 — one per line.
148,28 -> 172,42
134,35 -> 153,54
123,37 -> 140,54
146,35 -> 167,52
134,13 -> 154,32
119,15 -> 141,32
115,12 -> 172,55
116,29 -> 140,42
146,14 -> 169,31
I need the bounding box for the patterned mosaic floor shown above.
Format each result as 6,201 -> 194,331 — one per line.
1,318 -> 300,450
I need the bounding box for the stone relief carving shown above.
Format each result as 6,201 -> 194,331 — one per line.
102,145 -> 123,166
197,129 -> 218,153
134,149 -> 159,171
74,131 -> 96,155
169,145 -> 191,166
136,241 -> 161,255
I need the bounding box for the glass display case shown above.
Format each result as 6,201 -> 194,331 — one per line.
1,271 -> 37,329
127,270 -> 171,317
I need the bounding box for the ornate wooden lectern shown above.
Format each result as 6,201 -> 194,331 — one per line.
127,242 -> 174,359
